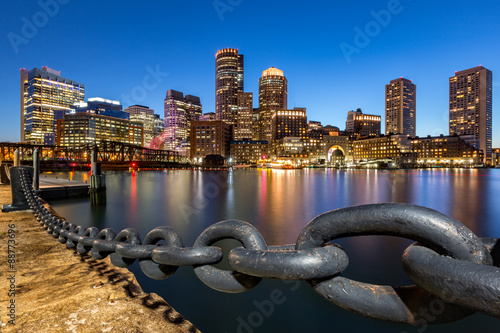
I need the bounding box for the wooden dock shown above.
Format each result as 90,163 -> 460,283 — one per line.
39,177 -> 90,200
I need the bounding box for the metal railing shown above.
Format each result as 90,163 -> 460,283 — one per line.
14,167 -> 500,324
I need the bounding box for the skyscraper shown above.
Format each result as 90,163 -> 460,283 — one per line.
215,48 -> 243,125
385,78 -> 416,137
252,108 -> 260,141
449,66 -> 493,164
164,90 -> 202,150
124,105 -> 156,145
259,67 -> 288,142
235,92 -> 253,140
21,66 -> 85,143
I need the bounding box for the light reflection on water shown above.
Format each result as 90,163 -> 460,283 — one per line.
48,169 -> 500,332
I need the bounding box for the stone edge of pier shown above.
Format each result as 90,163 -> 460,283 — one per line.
0,184 -> 200,333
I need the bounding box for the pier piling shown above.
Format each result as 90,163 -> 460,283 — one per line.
90,149 -> 106,205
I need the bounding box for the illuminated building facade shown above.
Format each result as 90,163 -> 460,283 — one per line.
324,135 -> 353,166
154,114 -> 164,136
302,130 -> 325,163
20,69 -> 28,141
215,48 -> 243,125
274,137 -> 307,160
252,108 -> 260,140
74,97 -> 126,119
235,92 -> 254,140
200,112 -> 216,121
346,108 -> 381,138
322,125 -> 340,137
56,113 -> 143,148
259,67 -> 288,142
449,66 -> 493,164
190,120 -> 232,159
303,129 -> 325,163
271,108 -> 307,142
53,97 -> 127,145
308,121 -> 322,131
21,66 -> 85,143
385,78 -> 416,136
493,148 -> 500,166
353,134 -> 414,166
124,105 -> 155,145
412,134 -> 482,166
164,89 -> 202,150
230,140 -> 268,164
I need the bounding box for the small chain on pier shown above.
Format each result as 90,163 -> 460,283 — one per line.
18,168 -> 500,325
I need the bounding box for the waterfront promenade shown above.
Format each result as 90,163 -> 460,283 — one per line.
0,184 -> 198,333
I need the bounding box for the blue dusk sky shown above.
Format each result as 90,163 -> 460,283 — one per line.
0,0 -> 499,146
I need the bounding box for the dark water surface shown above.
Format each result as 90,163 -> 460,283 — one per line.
48,168 -> 500,332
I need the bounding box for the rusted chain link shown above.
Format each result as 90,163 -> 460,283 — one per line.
16,167 -> 500,324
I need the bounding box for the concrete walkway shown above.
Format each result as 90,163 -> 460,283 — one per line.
0,184 -> 199,333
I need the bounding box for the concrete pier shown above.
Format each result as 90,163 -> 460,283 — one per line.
0,184 -> 199,332
38,177 -> 90,201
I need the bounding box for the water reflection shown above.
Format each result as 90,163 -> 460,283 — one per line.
48,168 -> 500,249
47,168 -> 500,333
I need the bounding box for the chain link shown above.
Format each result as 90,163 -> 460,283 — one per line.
16,167 -> 500,323
295,203 -> 493,324
403,242 -> 500,318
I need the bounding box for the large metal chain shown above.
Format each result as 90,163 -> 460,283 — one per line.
17,168 -> 500,324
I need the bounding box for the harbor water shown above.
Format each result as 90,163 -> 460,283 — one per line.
48,168 -> 500,332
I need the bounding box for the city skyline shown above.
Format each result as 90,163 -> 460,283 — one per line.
1,0 -> 499,147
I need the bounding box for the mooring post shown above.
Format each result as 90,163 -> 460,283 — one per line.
90,148 -> 106,205
0,164 -> 9,185
14,149 -> 20,167
91,149 -> 97,176
33,148 -> 40,192
1,166 -> 34,212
